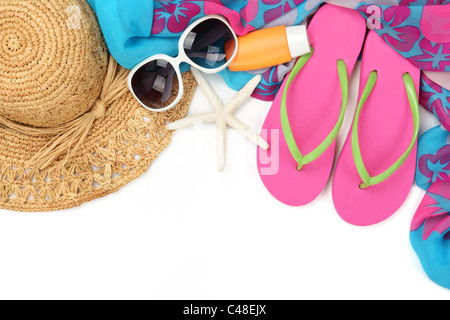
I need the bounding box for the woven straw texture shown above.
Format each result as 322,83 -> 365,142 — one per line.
0,0 -> 108,127
0,0 -> 197,211
0,72 -> 195,212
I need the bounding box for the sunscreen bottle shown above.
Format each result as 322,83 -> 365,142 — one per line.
225,25 -> 310,72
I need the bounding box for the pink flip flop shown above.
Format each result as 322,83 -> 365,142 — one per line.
332,30 -> 421,226
257,4 -> 367,206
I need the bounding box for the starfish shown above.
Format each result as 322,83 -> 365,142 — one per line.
167,67 -> 269,172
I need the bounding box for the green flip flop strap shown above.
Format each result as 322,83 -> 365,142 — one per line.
281,48 -> 350,171
352,71 -> 420,190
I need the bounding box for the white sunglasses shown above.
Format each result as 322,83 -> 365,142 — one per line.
128,14 -> 239,112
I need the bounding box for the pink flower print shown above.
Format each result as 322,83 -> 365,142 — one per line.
380,6 -> 421,53
421,4 -> 450,44
152,1 -> 202,35
203,1 -> 256,35
359,5 -> 420,52
421,74 -> 450,131
261,0 -> 308,24
413,39 -> 450,71
264,5 -> 283,23
418,145 -> 450,184
240,0 -> 259,23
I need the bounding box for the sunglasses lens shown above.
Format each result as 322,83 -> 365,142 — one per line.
131,59 -> 179,111
183,18 -> 235,70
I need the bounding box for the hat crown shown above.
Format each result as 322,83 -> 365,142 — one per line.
0,0 -> 108,128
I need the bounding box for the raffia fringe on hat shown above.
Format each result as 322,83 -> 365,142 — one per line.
0,69 -> 196,212
0,0 -> 197,211
0,57 -> 129,169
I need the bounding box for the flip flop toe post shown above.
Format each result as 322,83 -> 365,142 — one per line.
257,4 -> 366,206
332,31 -> 421,226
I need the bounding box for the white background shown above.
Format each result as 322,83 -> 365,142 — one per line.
0,63 -> 449,300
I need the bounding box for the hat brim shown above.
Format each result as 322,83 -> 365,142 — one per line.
0,70 -> 196,212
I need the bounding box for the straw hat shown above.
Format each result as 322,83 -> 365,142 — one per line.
0,0 -> 196,212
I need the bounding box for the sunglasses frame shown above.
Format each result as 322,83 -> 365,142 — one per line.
128,14 -> 239,112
